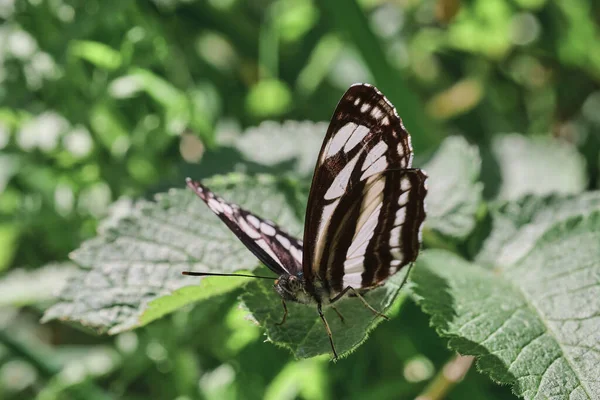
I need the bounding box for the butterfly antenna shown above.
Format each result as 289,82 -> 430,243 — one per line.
182,271 -> 277,280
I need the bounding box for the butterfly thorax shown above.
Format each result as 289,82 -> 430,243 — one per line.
274,273 -> 329,305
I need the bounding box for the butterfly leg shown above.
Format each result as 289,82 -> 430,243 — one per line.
331,305 -> 345,323
276,300 -> 288,326
331,286 -> 389,321
317,303 -> 339,361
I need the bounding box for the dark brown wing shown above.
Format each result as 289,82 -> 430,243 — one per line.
302,84 -> 426,293
187,179 -> 303,276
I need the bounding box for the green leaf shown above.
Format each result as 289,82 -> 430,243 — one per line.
130,68 -> 187,109
69,41 -> 122,70
295,34 -> 343,98
264,359 -> 329,400
422,136 -> 483,240
245,79 -> 293,117
0,263 -> 76,307
492,134 -> 587,201
241,269 -> 410,360
129,68 -> 214,140
412,212 -> 600,399
42,174 -> 303,334
89,103 -> 130,156
231,121 -> 327,175
0,223 -> 19,273
0,154 -> 20,193
476,192 -> 600,268
447,0 -> 512,57
276,0 -> 319,43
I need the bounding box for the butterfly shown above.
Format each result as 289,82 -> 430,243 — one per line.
183,83 -> 428,360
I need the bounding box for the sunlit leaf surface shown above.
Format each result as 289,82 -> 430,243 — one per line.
232,120 -> 327,175
242,269 -> 409,360
476,192 -> 600,268
412,212 -> 600,399
42,175 -> 303,334
492,134 -> 586,201
423,136 -> 482,239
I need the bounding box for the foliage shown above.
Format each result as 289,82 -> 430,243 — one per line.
42,174 -> 303,335
2,0 -> 600,399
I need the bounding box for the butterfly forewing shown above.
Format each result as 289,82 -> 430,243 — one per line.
186,179 -> 303,276
302,84 -> 425,293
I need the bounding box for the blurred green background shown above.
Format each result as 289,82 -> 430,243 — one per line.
1,0 -> 599,399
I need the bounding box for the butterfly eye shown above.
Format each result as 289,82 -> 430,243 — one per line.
274,279 -> 279,285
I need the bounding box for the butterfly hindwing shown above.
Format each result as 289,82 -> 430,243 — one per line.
302,84 -> 426,293
186,179 -> 303,276
340,169 -> 427,291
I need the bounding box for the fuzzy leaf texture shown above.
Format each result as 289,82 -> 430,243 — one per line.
230,120 -> 328,175
476,192 -> 600,268
242,269 -> 409,360
42,175 -> 303,334
492,134 -> 586,201
422,136 -> 482,239
412,212 -> 600,399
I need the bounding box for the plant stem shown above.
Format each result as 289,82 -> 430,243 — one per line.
416,354 -> 475,400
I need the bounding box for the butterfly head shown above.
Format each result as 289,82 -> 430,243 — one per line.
274,274 -> 313,304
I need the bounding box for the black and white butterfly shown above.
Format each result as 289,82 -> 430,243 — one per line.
184,83 -> 427,360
